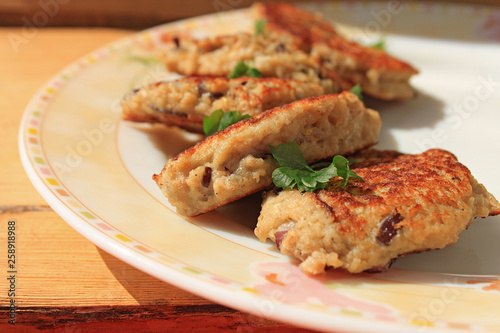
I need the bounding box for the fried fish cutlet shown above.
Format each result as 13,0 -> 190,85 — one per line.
160,32 -> 347,94
122,76 -> 330,133
255,149 -> 500,274
252,2 -> 419,100
153,91 -> 381,217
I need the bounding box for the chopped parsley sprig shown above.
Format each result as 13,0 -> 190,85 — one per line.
228,60 -> 262,79
255,19 -> 267,35
349,84 -> 363,101
203,109 -> 251,136
269,140 -> 363,192
369,38 -> 385,50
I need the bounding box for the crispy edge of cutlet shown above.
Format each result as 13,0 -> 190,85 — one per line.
252,2 -> 418,74
160,31 -> 350,91
122,76 -> 330,133
162,91 -> 369,162
256,148 -> 500,273
153,91 -> 381,216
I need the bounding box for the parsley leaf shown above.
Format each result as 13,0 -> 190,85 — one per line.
269,140 -> 363,192
218,110 -> 250,132
269,141 -> 311,171
203,109 -> 224,137
332,155 -> 364,186
370,39 -> 385,50
272,167 -> 297,189
255,19 -> 267,35
203,109 -> 251,136
228,60 -> 262,79
349,84 -> 363,101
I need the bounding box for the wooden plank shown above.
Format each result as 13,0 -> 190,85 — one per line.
0,210 -> 214,307
0,28 -> 132,206
1,0 -> 499,29
5,0 -> 250,29
0,305 -> 316,332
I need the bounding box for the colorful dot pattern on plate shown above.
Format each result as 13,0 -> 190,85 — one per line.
19,2 -> 500,332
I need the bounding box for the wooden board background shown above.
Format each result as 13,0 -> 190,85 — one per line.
1,0 -> 500,29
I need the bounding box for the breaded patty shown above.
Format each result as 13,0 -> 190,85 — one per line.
255,149 -> 500,274
153,91 -> 381,216
160,32 -> 347,94
122,76 -> 329,133
252,2 -> 418,100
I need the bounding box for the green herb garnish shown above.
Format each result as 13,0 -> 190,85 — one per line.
269,140 -> 363,192
349,84 -> 363,101
203,109 -> 251,136
228,60 -> 262,79
370,39 -> 385,50
255,19 -> 267,35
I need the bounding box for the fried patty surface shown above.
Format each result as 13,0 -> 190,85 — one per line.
252,2 -> 418,100
255,149 -> 500,274
160,32 -> 347,94
154,91 -> 381,216
122,77 -> 330,133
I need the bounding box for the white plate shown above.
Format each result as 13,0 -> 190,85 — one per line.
19,2 -> 500,332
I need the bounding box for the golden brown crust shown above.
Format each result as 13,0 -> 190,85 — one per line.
256,149 -> 500,274
160,32 -> 349,92
252,2 -> 418,100
122,76 -> 330,133
253,2 -> 418,72
252,1 -> 339,50
155,91 -> 381,216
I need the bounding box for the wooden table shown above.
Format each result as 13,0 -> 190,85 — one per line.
1,0 -> 499,28
0,27 -> 316,332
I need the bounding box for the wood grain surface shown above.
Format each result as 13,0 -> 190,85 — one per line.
0,27 -> 318,332
1,0 -> 500,29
